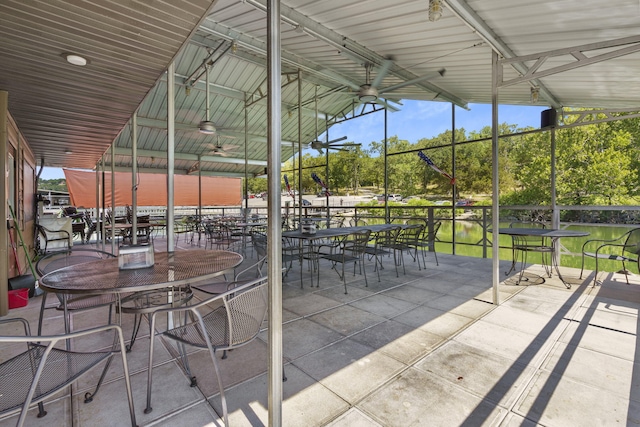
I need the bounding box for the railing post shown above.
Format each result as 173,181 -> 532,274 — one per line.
482,207 -> 488,258
427,206 -> 435,253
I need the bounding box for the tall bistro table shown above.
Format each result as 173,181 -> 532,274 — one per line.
38,250 -> 244,343
495,228 -> 589,288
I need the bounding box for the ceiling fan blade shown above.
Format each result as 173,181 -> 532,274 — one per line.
327,136 -> 348,144
316,148 -> 324,155
380,93 -> 434,101
379,68 -> 446,94
330,143 -> 361,148
373,98 -> 401,112
371,58 -> 394,89
320,69 -> 361,91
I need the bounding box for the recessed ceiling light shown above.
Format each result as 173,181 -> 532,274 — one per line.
65,54 -> 88,66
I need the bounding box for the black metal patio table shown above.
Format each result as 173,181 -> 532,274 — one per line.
282,224 -> 406,287
494,228 -> 589,288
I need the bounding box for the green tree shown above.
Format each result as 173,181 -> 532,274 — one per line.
38,178 -> 68,192
557,121 -> 636,205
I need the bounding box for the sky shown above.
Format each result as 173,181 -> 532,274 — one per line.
39,100 -> 546,180
328,100 -> 546,147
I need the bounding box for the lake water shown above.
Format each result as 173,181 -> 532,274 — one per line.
436,221 -> 637,274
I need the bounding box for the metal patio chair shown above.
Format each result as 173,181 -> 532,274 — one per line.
192,255 -> 266,295
35,224 -> 71,254
580,227 -> 640,285
364,225 -> 402,281
317,229 -> 371,293
0,318 -> 136,427
144,277 -> 268,427
406,218 -> 441,267
251,230 -> 298,287
36,248 -> 117,336
389,224 -> 424,274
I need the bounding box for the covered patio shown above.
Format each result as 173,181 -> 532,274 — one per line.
2,1 -> 640,426
1,236 -> 639,426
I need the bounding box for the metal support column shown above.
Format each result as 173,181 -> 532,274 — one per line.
451,103 -> 457,254
131,113 -> 138,245
110,146 -> 115,254
297,69 -> 303,223
384,105 -> 389,222
267,1 -> 283,425
167,63 -> 176,253
0,91 -> 8,316
491,50 -> 500,305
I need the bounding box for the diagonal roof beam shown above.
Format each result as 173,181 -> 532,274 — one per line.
498,36 -> 640,88
444,0 -> 561,108
200,2 -> 468,108
247,0 -> 467,108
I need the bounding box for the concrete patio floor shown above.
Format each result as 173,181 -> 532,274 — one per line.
1,237 -> 639,426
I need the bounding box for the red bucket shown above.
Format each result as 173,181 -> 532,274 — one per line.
8,288 -> 29,309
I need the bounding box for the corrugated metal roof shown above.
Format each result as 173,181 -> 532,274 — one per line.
3,0 -> 640,176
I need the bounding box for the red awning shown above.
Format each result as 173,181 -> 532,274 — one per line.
64,169 -> 242,208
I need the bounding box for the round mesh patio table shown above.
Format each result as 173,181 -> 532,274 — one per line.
39,250 -> 243,295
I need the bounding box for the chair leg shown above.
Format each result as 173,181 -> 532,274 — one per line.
37,291 -> 48,335
210,349 -> 229,426
506,243 -> 518,276
342,265 -> 348,294
375,253 -> 381,282
116,328 -> 138,427
145,314 -> 157,414
84,354 -> 115,403
126,313 -> 144,352
361,255 -> 368,287
413,247 -> 422,270
517,249 -> 528,285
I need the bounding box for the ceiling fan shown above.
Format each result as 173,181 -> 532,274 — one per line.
306,88 -> 361,155
326,58 -> 446,108
199,63 -> 217,134
203,137 -> 241,157
182,63 -> 240,137
309,136 -> 361,155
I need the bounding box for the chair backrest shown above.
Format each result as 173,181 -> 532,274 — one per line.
344,230 -> 371,255
624,228 -> 640,255
390,217 -> 407,225
62,206 -> 83,219
251,231 -> 268,259
330,216 -> 345,228
349,217 -> 367,227
36,248 -> 115,277
399,224 -> 423,245
83,212 -> 94,228
223,278 -> 268,347
0,317 -> 136,426
428,221 -> 442,240
509,221 -> 546,229
405,218 -> 427,227
375,225 -> 402,247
